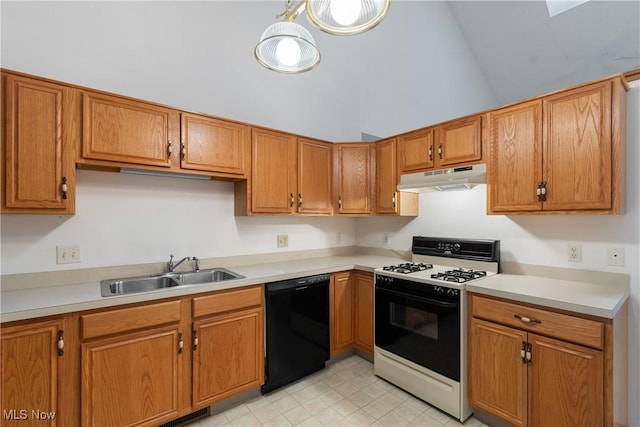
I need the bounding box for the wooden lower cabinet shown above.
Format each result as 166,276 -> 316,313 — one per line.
192,286 -> 264,407
330,272 -> 355,356
469,293 -> 627,427
1,317 -> 71,427
354,272 -> 374,354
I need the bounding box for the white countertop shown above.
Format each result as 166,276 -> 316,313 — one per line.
466,273 -> 629,319
1,254 -> 403,323
2,255 -> 630,322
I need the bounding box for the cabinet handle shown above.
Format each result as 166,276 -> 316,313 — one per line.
167,141 -> 173,159
514,314 -> 541,324
290,193 -> 294,208
193,330 -> 199,351
57,330 -> 64,356
526,342 -> 532,365
298,193 -> 302,208
61,177 -> 68,200
428,145 -> 433,161
338,195 -> 342,209
181,142 -> 186,161
438,144 -> 443,159
392,193 -> 397,209
178,332 -> 184,354
536,181 -> 547,202
520,341 -> 527,364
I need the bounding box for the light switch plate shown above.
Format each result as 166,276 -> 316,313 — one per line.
277,234 -> 288,248
56,245 -> 80,264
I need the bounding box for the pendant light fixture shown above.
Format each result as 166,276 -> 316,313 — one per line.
255,0 -> 390,73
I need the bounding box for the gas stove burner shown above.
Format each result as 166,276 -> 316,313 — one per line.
431,268 -> 488,283
382,262 -> 434,274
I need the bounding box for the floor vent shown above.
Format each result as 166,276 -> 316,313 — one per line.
159,407 -> 210,427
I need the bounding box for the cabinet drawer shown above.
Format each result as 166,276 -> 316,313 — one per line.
193,285 -> 263,318
81,300 -> 182,340
470,295 -> 604,349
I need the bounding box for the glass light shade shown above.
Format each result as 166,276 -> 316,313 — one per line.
305,0 -> 390,35
255,21 -> 321,73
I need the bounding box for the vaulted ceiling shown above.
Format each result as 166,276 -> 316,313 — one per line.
447,0 -> 640,105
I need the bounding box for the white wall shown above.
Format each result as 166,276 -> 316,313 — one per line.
357,81 -> 640,426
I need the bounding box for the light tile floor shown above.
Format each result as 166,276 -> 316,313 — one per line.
188,355 -> 490,427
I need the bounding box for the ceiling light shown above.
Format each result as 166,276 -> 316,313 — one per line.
306,0 -> 390,35
255,21 -> 320,73
255,0 -> 390,73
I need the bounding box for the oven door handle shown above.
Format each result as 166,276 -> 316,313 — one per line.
376,287 -> 458,308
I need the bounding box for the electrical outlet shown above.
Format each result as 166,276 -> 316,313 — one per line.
277,234 -> 288,248
383,233 -> 391,249
335,232 -> 342,244
567,243 -> 582,262
607,247 -> 625,267
56,245 -> 81,264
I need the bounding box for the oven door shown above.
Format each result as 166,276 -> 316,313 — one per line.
375,284 -> 460,381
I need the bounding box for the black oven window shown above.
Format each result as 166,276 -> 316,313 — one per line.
390,303 -> 438,340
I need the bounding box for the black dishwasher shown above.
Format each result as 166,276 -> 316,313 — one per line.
261,274 -> 330,394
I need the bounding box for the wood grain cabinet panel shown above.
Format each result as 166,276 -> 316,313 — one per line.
298,138 -> 333,215
180,113 -> 248,177
2,72 -> 77,214
374,138 -> 418,216
435,115 -> 483,167
469,293 -> 627,427
398,128 -> 435,173
330,271 -> 355,356
1,318 -> 66,427
334,143 -> 372,215
354,272 -> 374,354
488,77 -> 626,214
81,91 -> 178,168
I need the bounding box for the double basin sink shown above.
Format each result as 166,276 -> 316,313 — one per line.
100,268 -> 245,297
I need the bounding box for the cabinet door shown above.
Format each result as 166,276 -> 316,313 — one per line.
330,272 -> 355,356
192,307 -> 263,408
354,272 -> 374,354
398,128 -> 434,173
469,318 -> 527,427
1,318 -> 64,427
180,113 -> 248,177
81,326 -> 182,427
335,144 -> 372,215
3,74 -> 76,213
375,138 -> 399,214
435,115 -> 482,167
487,100 -> 543,213
82,91 -> 177,168
528,333 -> 603,427
251,128 -> 297,214
543,81 -> 612,211
298,138 -> 333,215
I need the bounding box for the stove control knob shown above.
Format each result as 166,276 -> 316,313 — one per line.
447,288 -> 458,297
453,243 -> 461,252
433,286 -> 445,296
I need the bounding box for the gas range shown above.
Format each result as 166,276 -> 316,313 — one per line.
375,236 -> 501,289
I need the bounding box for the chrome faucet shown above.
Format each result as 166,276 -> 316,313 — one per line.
167,254 -> 191,272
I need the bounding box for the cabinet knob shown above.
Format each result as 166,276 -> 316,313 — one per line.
193,330 -> 199,351
536,182 -> 547,202
298,193 -> 302,208
338,195 -> 342,210
520,341 -> 527,364
178,332 -> 184,354
167,141 -> 173,159
61,177 -> 68,200
290,193 -> 294,208
428,145 -> 433,161
181,142 -> 186,161
57,330 -> 64,356
392,193 -> 396,209
438,144 -> 443,159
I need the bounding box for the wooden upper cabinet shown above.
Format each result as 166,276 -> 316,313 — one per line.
81,91 -> 179,168
488,77 -> 626,214
398,128 -> 435,173
375,138 -> 398,214
180,113 -> 249,178
334,143 -> 372,215
298,138 -> 333,215
435,115 -> 483,167
542,81 -> 614,211
487,100 -> 543,213
2,73 -> 77,214
250,128 -> 297,214
1,317 -> 66,427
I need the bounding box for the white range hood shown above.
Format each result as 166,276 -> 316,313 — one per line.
397,164 -> 487,192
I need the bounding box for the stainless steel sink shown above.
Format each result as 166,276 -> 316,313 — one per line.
100,275 -> 181,296
176,268 -> 245,285
100,268 -> 245,296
